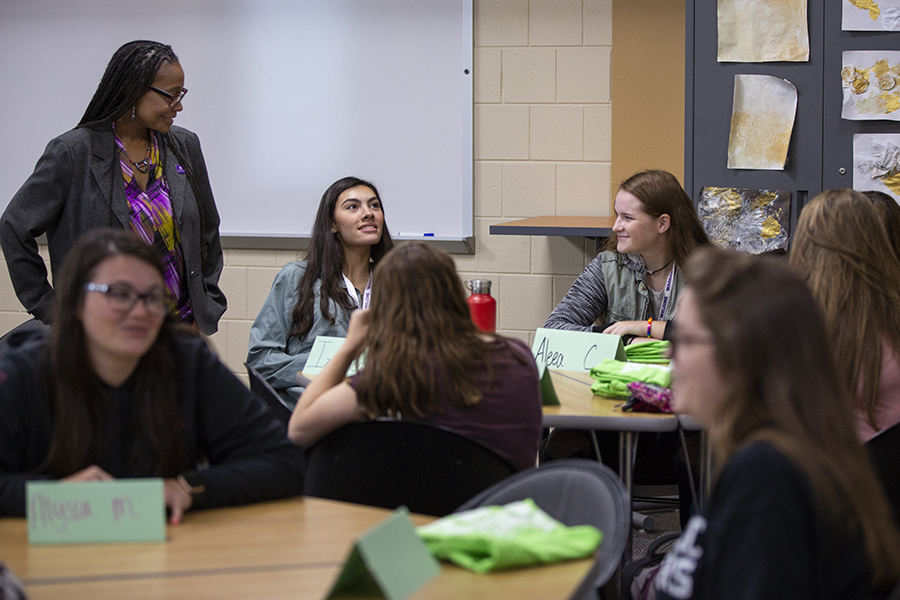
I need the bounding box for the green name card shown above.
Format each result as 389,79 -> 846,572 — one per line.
27,479 -> 166,545
327,507 -> 440,600
531,327 -> 626,373
304,335 -> 364,376
538,362 -> 560,406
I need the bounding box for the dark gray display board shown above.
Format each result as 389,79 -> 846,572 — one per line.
685,1 -> 900,234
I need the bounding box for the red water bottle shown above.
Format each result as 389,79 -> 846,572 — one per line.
465,280 -> 496,333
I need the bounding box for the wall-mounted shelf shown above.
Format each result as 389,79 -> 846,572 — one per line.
489,216 -> 615,237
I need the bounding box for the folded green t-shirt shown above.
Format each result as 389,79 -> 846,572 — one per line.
417,499 -> 602,574
624,340 -> 672,364
589,358 -> 672,398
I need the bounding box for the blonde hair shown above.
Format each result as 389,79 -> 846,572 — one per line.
789,189 -> 900,431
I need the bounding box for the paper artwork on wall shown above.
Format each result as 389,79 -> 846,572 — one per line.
727,75 -> 797,170
717,0 -> 809,62
843,0 -> 900,31
698,187 -> 791,254
842,51 -> 900,120
854,134 -> 900,201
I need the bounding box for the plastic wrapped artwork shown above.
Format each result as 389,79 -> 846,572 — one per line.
854,134 -> 900,201
698,187 -> 791,254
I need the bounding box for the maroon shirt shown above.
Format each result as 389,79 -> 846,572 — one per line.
350,337 -> 542,470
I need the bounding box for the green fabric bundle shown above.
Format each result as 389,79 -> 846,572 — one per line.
417,499 -> 602,574
624,339 -> 672,364
589,358 -> 672,398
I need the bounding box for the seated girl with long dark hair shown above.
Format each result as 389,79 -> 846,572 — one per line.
0,229 -> 304,521
247,176 -> 394,407
287,242 -> 543,471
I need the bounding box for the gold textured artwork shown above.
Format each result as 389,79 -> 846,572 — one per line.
718,0 -> 809,62
842,51 -> 900,120
843,0 -> 900,31
698,187 -> 791,254
851,0 -> 880,20
727,75 -> 797,170
853,134 -> 900,201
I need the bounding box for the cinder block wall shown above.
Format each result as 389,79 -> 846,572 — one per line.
0,0 -> 614,381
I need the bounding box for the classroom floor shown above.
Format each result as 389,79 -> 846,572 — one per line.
632,509 -> 681,560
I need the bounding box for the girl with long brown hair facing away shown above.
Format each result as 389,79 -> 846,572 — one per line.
790,189 -> 900,441
288,242 -> 543,471
654,246 -> 900,599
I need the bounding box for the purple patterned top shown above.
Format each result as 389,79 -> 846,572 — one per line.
113,126 -> 192,322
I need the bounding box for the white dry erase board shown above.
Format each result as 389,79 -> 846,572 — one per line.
0,0 -> 474,251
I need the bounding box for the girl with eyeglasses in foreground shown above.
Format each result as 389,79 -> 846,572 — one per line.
654,246 -> 900,600
0,229 -> 304,521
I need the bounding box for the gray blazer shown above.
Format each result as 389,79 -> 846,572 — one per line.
246,260 -> 355,407
0,123 -> 226,334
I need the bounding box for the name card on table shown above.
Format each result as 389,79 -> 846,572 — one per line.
538,362 -> 560,406
304,336 -> 365,376
27,479 -> 165,545
531,328 -> 626,373
327,507 -> 440,600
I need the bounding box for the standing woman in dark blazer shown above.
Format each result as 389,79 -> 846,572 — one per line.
0,40 -> 225,334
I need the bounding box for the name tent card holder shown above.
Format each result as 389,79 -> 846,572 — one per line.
531,327 -> 626,374
538,362 -> 561,406
304,335 -> 365,376
26,479 -> 166,545
327,507 -> 440,600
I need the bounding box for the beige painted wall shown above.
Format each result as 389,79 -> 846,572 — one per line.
0,0 -> 616,382
610,0 -> 685,192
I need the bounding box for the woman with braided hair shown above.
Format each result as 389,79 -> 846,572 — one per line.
0,40 -> 225,334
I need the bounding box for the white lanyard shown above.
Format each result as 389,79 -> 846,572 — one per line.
342,271 -> 372,309
656,266 -> 676,320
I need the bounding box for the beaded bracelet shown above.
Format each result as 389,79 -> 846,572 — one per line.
646,318 -> 653,338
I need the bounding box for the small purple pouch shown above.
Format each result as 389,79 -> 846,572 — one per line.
623,381 -> 674,413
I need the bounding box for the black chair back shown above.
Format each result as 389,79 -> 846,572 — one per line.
0,318 -> 49,361
455,458 -> 630,596
304,420 -> 516,516
867,422 -> 900,532
244,363 -> 293,425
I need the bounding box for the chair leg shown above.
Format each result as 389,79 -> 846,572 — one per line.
590,430 -> 602,462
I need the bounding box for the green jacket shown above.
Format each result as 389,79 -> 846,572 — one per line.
601,252 -> 684,323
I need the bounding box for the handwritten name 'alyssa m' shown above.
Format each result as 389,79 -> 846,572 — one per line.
30,494 -> 142,534
29,494 -> 94,534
